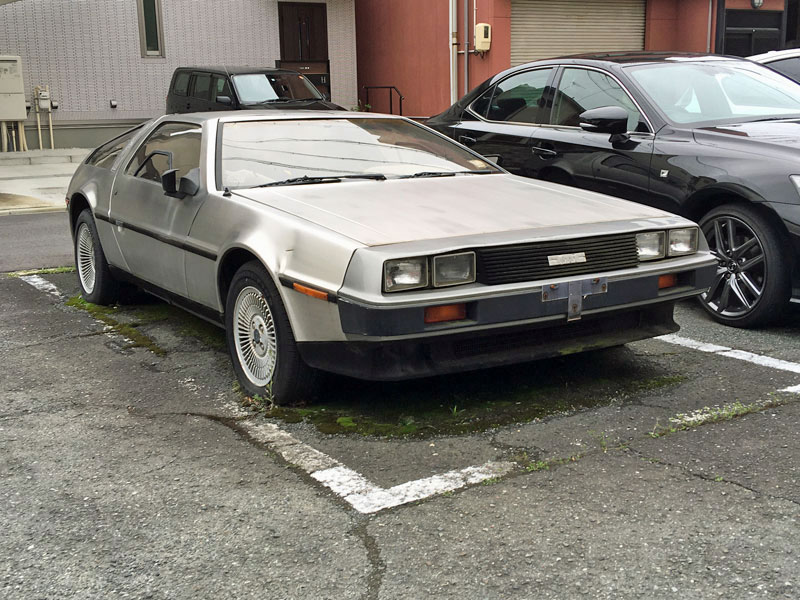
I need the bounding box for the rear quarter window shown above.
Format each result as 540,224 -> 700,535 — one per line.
85,126 -> 144,169
172,71 -> 190,96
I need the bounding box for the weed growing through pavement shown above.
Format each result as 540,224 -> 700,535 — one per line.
649,398 -> 782,438
8,266 -> 76,277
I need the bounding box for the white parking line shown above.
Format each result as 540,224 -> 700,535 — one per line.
20,275 -> 64,300
658,334 -> 800,375
242,421 -> 515,514
781,384 -> 800,394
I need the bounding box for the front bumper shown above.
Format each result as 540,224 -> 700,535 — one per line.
296,263 -> 716,380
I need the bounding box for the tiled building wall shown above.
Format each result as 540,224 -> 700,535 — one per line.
0,0 -> 357,123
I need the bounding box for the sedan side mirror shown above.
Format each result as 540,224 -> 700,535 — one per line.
579,106 -> 629,136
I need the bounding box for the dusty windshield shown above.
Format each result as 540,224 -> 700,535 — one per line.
232,73 -> 322,104
627,60 -> 800,125
219,118 -> 497,189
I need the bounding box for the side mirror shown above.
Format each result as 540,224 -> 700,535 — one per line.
217,95 -> 233,106
161,169 -> 179,194
178,168 -> 201,197
579,106 -> 629,136
483,154 -> 503,167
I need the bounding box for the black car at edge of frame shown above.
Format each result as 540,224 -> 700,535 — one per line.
428,52 -> 800,327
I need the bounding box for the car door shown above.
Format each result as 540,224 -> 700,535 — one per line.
109,121 -> 204,297
187,72 -> 214,112
528,66 -> 654,203
449,67 -> 556,177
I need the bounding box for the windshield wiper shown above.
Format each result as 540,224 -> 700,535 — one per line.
249,174 -> 387,188
398,169 -> 497,179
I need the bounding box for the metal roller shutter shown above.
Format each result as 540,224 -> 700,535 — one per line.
511,0 -> 646,65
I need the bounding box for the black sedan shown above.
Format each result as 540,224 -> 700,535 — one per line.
428,53 -> 800,328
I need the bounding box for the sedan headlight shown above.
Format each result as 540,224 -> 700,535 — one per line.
384,257 -> 428,292
433,252 -> 476,287
636,231 -> 666,261
668,227 -> 698,256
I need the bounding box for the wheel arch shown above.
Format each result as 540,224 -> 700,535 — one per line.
683,185 -> 789,238
68,193 -> 91,236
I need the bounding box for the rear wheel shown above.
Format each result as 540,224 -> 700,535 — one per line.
225,261 -> 317,405
698,203 -> 790,328
74,209 -> 119,305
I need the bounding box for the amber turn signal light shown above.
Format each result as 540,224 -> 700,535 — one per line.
658,274 -> 678,289
424,303 -> 467,324
293,282 -> 329,301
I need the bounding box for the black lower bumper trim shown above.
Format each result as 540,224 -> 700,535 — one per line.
298,303 -> 678,381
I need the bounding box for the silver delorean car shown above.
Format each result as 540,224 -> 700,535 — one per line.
66,111 -> 716,404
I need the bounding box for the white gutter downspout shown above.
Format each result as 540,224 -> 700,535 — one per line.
450,0 -> 458,103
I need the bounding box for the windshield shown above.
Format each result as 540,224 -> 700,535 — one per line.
626,60 -> 800,125
232,73 -> 322,103
220,118 -> 497,188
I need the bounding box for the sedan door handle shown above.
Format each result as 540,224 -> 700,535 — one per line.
459,135 -> 477,146
532,146 -> 558,158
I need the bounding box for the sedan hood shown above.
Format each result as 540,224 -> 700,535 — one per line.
694,118 -> 800,156
235,174 -> 675,246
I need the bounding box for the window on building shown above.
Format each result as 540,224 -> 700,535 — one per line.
137,0 -> 165,57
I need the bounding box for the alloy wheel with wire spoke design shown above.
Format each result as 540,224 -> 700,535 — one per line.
701,214 -> 765,318
233,285 -> 278,387
73,209 -> 120,305
76,222 -> 96,294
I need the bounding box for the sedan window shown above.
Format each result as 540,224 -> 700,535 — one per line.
627,61 -> 800,125
764,57 -> 800,84
127,122 -> 202,183
484,68 -> 554,123
551,68 -> 644,132
220,118 -> 497,188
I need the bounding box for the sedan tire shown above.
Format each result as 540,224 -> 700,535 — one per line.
225,261 -> 317,405
74,209 -> 120,305
699,203 -> 790,328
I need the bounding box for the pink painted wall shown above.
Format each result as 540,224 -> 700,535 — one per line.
645,0 -> 719,52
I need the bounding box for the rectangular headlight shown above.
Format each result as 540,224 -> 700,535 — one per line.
432,252 -> 476,287
636,231 -> 666,261
668,227 -> 698,256
384,257 -> 428,292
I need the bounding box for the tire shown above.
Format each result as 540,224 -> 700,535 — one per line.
225,261 -> 317,405
698,203 -> 790,328
74,209 -> 120,305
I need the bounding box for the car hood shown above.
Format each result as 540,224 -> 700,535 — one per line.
694,118 -> 800,156
234,175 -> 678,246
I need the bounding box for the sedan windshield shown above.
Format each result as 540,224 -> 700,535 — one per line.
627,60 -> 800,125
219,118 -> 497,189
232,73 -> 322,104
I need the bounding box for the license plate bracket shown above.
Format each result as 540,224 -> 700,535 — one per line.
541,277 -> 608,321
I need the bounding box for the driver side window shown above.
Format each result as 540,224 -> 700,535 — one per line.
552,68 -> 645,132
126,122 -> 202,184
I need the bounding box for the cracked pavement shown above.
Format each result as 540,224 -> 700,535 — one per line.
1,270 -> 799,599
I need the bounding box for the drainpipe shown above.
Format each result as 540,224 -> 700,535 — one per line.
707,0 -> 713,52
463,0 -> 469,95
450,0 -> 458,103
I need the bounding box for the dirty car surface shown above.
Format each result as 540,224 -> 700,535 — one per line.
66,110 -> 716,404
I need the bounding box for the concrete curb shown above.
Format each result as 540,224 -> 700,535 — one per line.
0,205 -> 65,216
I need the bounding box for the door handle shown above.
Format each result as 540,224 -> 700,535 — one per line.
459,135 -> 477,146
532,145 -> 558,158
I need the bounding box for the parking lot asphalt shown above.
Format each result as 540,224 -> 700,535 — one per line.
1,271 -> 799,599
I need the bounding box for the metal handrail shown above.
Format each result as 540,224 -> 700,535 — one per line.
363,86 -> 404,116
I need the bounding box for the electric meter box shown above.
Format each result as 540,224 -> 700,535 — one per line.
475,23 -> 491,52
0,56 -> 27,121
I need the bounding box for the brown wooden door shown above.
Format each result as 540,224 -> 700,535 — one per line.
279,2 -> 328,61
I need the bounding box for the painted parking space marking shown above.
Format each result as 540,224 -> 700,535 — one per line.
20,274 -> 64,300
658,334 -> 800,376
781,384 -> 800,394
242,421 -> 515,514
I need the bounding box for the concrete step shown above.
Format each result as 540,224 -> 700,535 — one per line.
0,148 -> 91,166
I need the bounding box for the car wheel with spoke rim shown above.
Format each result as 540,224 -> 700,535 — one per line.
225,261 -> 317,405
699,203 -> 789,328
74,209 -> 120,305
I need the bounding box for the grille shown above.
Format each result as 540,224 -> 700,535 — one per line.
475,233 -> 638,285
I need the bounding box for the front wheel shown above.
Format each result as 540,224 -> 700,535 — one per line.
225,261 -> 317,405
698,203 -> 790,328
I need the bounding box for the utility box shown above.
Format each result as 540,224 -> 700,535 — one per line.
475,23 -> 491,52
0,56 -> 27,121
